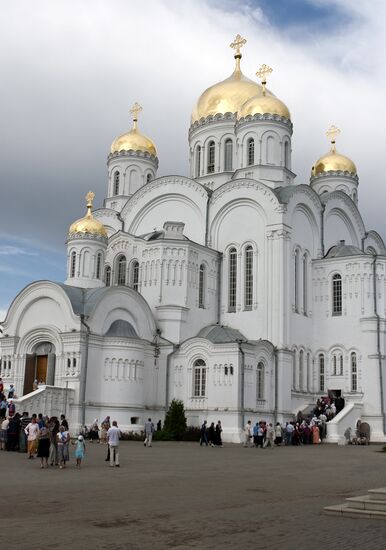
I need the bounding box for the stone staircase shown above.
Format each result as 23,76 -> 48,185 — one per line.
325,488 -> 386,519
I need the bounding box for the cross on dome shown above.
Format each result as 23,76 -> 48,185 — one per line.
230,34 -> 247,57
86,190 -> 95,216
130,102 -> 143,130
256,63 -> 273,95
326,124 -> 341,152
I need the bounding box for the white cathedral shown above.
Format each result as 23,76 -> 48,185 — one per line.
1,35 -> 386,442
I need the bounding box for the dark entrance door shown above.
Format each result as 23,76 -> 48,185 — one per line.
23,354 -> 35,395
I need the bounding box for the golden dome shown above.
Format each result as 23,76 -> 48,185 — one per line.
311,125 -> 356,177
239,93 -> 290,120
191,34 -> 262,124
239,63 -> 290,120
191,66 -> 263,124
69,191 -> 107,238
110,102 -> 157,156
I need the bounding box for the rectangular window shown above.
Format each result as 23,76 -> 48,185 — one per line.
257,365 -> 264,400
319,355 -> 325,392
332,275 -> 342,316
244,247 -> 253,310
228,249 -> 237,312
198,265 -> 205,308
351,353 -> 357,392
194,367 -> 206,397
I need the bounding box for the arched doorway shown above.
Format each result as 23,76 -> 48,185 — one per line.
23,342 -> 56,395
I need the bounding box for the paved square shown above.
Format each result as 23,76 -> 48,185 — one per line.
1,442 -> 386,549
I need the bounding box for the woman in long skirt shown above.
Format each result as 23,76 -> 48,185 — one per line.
312,424 -> 320,444
37,426 -> 50,468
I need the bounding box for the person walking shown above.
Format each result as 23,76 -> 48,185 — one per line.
57,425 -> 70,469
256,422 -> 264,449
107,421 -> 121,467
264,423 -> 275,448
100,416 -> 110,444
7,400 -> 16,418
144,418 -> 155,447
19,412 -> 31,453
243,420 -> 252,447
8,384 -> 15,399
60,414 -> 69,431
74,435 -> 86,468
37,425 -> 50,468
208,422 -> 215,447
25,417 -> 40,458
200,420 -> 208,446
286,422 -> 294,445
0,396 -> 7,421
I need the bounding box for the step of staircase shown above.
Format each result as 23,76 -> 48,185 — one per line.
324,488 -> 386,520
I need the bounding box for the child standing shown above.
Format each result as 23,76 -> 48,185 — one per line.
74,435 -> 86,468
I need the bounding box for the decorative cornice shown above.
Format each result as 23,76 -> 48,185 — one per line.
236,112 -> 293,132
107,149 -> 159,167
66,232 -> 108,244
189,112 -> 237,136
310,170 -> 358,184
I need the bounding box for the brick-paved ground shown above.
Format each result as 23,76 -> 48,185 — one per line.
1,441 -> 386,549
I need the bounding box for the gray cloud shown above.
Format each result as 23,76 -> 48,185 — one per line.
0,0 -> 385,262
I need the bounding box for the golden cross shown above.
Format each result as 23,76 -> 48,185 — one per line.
256,63 -> 273,94
326,124 -> 340,147
86,190 -> 95,215
230,34 -> 247,56
130,102 -> 143,129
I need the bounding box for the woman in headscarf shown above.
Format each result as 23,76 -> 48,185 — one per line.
90,419 -> 99,442
37,425 -> 50,468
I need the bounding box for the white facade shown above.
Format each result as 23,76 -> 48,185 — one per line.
2,46 -> 386,442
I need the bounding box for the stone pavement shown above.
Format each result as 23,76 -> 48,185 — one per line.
1,441 -> 386,550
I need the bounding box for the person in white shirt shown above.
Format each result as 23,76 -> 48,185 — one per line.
107,421 -> 121,467
144,418 -> 155,447
24,417 -> 40,458
243,420 -> 252,447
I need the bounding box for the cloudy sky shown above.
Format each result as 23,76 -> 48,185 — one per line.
1,0 -> 386,319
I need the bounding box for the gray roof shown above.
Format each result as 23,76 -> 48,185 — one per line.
325,241 -> 364,259
105,319 -> 138,338
55,284 -> 110,316
197,324 -> 246,344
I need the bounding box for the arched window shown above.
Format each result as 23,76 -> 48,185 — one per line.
333,355 -> 337,376
207,141 -> 215,174
257,362 -> 264,400
195,145 -> 201,177
224,139 -> 233,171
224,365 -> 228,376
105,266 -> 111,287
332,274 -> 342,316
247,138 -> 255,166
303,254 -> 307,315
228,247 -> 237,312
146,173 -> 152,184
319,354 -> 325,392
266,136 -> 274,164
96,253 -> 102,279
284,141 -> 290,168
244,245 -> 253,310
117,255 -> 127,286
339,354 -> 343,376
306,352 -> 310,392
198,263 -> 205,308
193,359 -> 206,397
132,261 -> 139,291
70,251 -> 76,278
351,352 -> 357,392
113,171 -> 120,196
292,350 -> 296,389
299,350 -> 304,390
294,249 -> 300,313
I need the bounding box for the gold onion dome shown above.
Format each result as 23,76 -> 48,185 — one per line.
239,64 -> 290,120
110,102 -> 157,156
312,125 -> 356,177
69,191 -> 107,238
191,34 -> 264,124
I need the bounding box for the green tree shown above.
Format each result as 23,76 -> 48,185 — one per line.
163,399 -> 187,440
